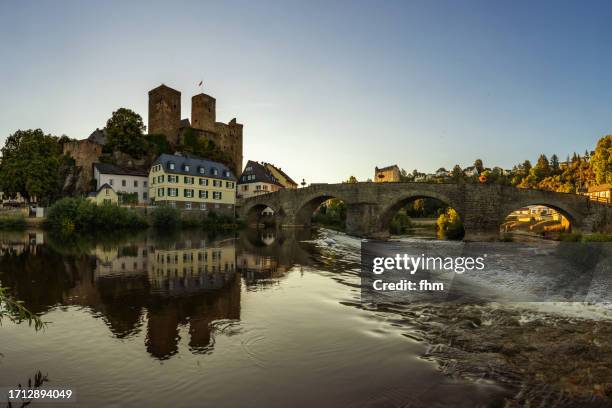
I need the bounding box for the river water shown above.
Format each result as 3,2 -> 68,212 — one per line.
0,228 -> 610,407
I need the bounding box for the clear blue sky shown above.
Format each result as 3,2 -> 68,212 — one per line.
1,0 -> 611,183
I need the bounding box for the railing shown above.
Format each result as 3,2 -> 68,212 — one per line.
588,196 -> 612,207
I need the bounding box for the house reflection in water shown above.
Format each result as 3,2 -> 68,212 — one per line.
66,235 -> 241,359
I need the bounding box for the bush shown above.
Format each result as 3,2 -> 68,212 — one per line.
582,233 -> 612,242
0,216 -> 26,230
390,211 -> 412,235
45,198 -> 147,233
151,205 -> 180,229
436,208 -> 465,240
558,232 -> 582,242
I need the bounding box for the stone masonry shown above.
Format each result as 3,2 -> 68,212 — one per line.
238,182 -> 612,240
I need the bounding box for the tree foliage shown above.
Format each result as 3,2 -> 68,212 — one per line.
104,108 -> 147,158
0,129 -> 73,204
591,135 -> 612,185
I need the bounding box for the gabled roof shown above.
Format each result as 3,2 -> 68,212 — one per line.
239,160 -> 283,186
89,183 -> 114,197
94,163 -> 149,177
264,162 -> 297,186
375,164 -> 400,172
153,153 -> 236,181
149,84 -> 180,95
588,184 -> 612,193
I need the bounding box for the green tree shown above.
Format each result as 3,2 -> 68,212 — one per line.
180,128 -> 229,164
0,129 -> 72,204
591,135 -> 612,185
531,154 -> 551,180
550,154 -> 560,173
450,164 -> 463,182
345,176 -> 358,183
474,159 -> 484,173
104,108 -> 147,158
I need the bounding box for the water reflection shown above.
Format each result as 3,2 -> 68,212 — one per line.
0,228 -> 314,360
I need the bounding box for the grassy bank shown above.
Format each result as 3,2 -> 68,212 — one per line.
0,215 -> 27,230
151,206 -> 242,230
559,232 -> 612,242
44,198 -> 148,233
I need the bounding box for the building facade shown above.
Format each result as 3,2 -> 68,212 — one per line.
583,184 -> 612,204
374,165 -> 401,183
237,161 -> 284,199
148,84 -> 243,177
93,163 -> 149,204
87,183 -> 118,205
148,153 -> 237,213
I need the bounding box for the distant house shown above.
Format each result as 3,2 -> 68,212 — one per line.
463,166 -> 480,177
583,184 -> 612,204
435,168 -> 449,178
238,161 -> 284,199
263,162 -> 298,189
93,163 -> 149,204
374,165 -> 401,183
148,153 -> 237,213
87,183 -> 118,205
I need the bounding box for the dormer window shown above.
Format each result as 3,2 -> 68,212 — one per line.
184,164 -> 190,172
168,162 -> 175,170
224,171 -> 230,177
198,167 -> 205,174
212,168 -> 219,176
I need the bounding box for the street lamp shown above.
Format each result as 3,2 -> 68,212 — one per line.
301,178 -> 306,188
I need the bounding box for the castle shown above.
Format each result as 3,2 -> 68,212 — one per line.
148,84 -> 243,176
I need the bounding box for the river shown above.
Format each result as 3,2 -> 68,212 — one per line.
0,228 -> 610,407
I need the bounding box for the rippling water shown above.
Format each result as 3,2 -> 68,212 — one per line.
0,228 -> 608,407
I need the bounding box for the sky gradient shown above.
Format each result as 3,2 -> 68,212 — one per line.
1,0 -> 612,183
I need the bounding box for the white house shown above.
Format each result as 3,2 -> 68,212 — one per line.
93,163 -> 149,204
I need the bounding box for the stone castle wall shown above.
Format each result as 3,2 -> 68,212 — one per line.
63,140 -> 103,192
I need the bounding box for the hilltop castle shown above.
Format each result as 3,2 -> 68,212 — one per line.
148,84 -> 243,176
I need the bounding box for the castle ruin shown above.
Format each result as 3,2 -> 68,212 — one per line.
148,84 -> 243,176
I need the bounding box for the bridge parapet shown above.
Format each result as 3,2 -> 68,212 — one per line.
238,182 -> 606,240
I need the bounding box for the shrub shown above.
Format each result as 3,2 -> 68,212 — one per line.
151,205 -> 180,229
0,216 -> 26,230
436,208 -> 465,240
558,232 -> 582,242
45,198 -> 147,233
390,211 -> 412,235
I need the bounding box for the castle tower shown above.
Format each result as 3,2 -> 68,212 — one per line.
191,93 -> 216,133
148,84 -> 181,145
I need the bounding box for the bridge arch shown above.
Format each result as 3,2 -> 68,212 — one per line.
500,201 -> 577,235
242,201 -> 283,226
294,193 -> 350,227
378,191 -> 463,236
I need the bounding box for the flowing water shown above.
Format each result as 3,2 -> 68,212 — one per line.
0,228 -> 610,407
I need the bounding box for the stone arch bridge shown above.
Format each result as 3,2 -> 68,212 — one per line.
238,182 -> 611,240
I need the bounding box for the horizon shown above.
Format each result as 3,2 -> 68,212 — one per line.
1,0 -> 612,182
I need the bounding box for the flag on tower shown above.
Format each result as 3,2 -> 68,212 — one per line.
198,80 -> 203,87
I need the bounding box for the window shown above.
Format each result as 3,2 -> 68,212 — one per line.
185,202 -> 192,210
200,202 -> 207,210
199,178 -> 208,186
242,185 -> 249,191
143,192 -> 148,200
245,166 -> 252,172
168,162 -> 175,170
184,177 -> 194,184
213,180 -> 222,187
213,191 -> 222,200
226,181 -> 234,188
170,201 -> 176,208
212,168 -> 219,176
167,188 -> 179,197
198,167 -> 205,174
168,175 -> 178,183
184,165 -> 190,172
144,181 -> 148,188
109,179 -> 114,186
256,185 -> 261,190
157,188 -> 164,196
199,190 -> 208,199
134,180 -> 138,187
224,171 -> 230,177
158,175 -> 165,183
184,189 -> 194,198
105,189 -> 109,196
